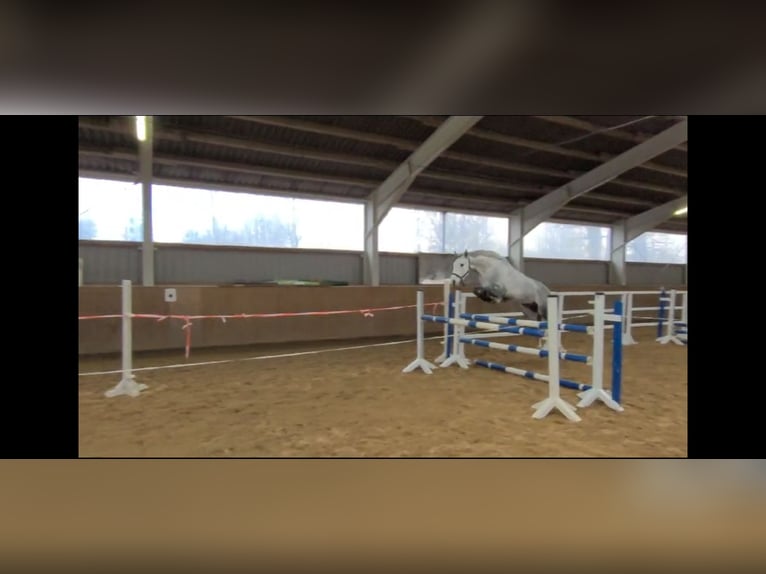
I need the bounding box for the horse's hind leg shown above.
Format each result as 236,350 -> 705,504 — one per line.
521,302 -> 541,321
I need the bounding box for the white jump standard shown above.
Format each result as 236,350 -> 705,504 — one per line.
402,290 -> 438,374
527,295 -> 580,421
404,288 -> 624,422
104,279 -> 149,398
656,289 -> 687,346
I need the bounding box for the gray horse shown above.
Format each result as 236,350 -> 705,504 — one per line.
450,250 -> 551,321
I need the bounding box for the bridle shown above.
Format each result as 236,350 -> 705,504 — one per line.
451,257 -> 471,284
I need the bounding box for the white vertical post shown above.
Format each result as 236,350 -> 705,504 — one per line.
403,290 -> 438,374
457,290 -> 468,361
105,280 -> 148,398
621,293 -> 636,345
681,291 -> 688,326
668,289 -> 676,336
557,293 -> 566,352
363,199 -> 380,285
657,289 -> 684,345
592,293 -> 605,392
620,293 -> 627,334
439,289 -> 471,369
531,295 -> 581,421
548,301 -> 560,402
577,293 -> 623,411
435,279 -> 452,363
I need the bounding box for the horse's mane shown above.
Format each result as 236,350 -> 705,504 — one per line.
468,250 -> 509,262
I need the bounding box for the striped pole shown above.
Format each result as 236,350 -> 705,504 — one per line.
474,359 -> 591,391
422,315 -> 547,338
457,313 -> 590,333
460,336 -> 590,364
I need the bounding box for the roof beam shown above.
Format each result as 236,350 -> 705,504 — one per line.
79,147 -> 376,189
625,195 -> 688,243
229,116 -> 418,150
519,119 -> 688,235
231,116 -> 686,194
79,143 -> 548,198
369,115 -> 483,227
407,115 -> 687,180
533,116 -> 688,153
82,117 -> 685,197
79,146 -> 658,211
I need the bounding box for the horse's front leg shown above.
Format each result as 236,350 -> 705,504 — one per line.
473,286 -> 505,304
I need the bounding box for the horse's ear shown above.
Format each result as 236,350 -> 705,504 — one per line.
463,249 -> 468,257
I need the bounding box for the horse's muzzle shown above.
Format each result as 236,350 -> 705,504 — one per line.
450,273 -> 464,286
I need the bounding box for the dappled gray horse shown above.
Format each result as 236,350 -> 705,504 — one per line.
450,250 -> 551,321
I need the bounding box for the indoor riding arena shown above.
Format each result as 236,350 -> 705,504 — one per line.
78,115 -> 688,458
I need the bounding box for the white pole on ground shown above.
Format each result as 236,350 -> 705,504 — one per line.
577,293 -> 623,411
434,279 -> 451,363
105,280 -> 149,398
531,295 -> 581,421
403,290 -> 438,374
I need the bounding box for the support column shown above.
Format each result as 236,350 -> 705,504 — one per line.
363,199 -> 379,285
139,116 -> 155,286
508,212 -> 523,272
609,221 -> 627,285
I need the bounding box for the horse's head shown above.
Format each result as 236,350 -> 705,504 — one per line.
450,250 -> 471,286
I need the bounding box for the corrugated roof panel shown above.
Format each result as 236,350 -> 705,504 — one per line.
427,156 -> 568,188
619,166 -> 687,189
650,148 -> 687,171
300,115 -> 436,141
79,126 -> 136,150
479,116 -> 590,146
450,134 -> 604,173
576,116 -> 681,135
79,155 -> 136,176
595,183 -> 680,205
157,121 -> 409,166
